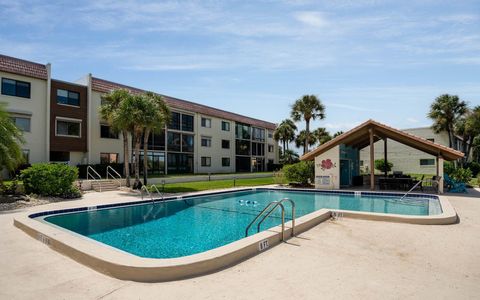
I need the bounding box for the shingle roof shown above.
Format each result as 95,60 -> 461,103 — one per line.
301,119 -> 464,161
0,54 -> 48,80
91,77 -> 277,130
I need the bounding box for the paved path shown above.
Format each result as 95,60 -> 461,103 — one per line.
0,189 -> 479,299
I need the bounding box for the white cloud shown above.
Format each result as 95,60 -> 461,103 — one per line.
294,11 -> 329,27
406,117 -> 419,123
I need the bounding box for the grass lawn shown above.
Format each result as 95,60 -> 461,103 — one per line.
148,171 -> 273,179
151,176 -> 286,193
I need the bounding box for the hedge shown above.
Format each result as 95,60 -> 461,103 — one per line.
20,163 -> 81,198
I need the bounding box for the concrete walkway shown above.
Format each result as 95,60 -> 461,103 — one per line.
0,189 -> 479,299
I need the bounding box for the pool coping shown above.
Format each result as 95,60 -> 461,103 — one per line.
13,187 -> 457,282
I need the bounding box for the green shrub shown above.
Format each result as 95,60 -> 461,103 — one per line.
466,162 -> 480,177
0,180 -> 18,195
450,167 -> 472,183
374,159 -> 393,173
282,161 -> 314,185
20,163 -> 80,198
444,161 -> 455,175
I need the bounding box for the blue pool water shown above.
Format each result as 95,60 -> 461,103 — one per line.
42,189 -> 441,258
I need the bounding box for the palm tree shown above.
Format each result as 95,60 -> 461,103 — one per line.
273,119 -> 297,152
115,94 -> 159,189
295,130 -> 317,149
312,127 -> 332,145
456,106 -> 480,165
281,149 -> 300,164
99,89 -> 133,187
142,92 -> 170,185
291,95 -> 326,154
428,94 -> 467,150
333,131 -> 344,138
0,103 -> 24,180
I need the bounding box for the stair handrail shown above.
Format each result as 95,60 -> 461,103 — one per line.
106,166 -> 122,187
87,166 -> 102,192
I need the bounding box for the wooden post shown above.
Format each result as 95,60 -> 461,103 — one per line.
437,155 -> 444,194
369,129 -> 375,191
384,138 -> 388,178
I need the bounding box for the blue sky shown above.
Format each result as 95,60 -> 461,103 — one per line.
1,0 -> 479,135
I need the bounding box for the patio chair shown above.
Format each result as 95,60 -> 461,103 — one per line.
444,174 -> 467,193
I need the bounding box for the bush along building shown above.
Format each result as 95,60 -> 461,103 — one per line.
0,54 -> 279,177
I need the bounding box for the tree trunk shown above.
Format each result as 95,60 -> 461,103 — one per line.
133,129 -> 142,189
304,119 -> 310,154
122,130 -> 131,187
465,136 -> 473,164
143,128 -> 151,186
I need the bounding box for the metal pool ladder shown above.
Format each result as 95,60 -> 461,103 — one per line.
245,198 -> 296,242
400,180 -> 424,201
141,185 -> 164,203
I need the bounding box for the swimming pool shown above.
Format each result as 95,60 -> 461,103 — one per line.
40,189 -> 441,259
15,188 -> 456,281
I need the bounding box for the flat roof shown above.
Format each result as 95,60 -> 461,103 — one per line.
301,119 -> 464,161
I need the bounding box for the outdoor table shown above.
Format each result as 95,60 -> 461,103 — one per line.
379,178 -> 416,191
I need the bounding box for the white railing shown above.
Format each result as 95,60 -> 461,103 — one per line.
87,166 -> 102,192
106,166 -> 122,187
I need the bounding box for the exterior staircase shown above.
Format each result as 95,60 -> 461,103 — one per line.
91,179 -> 120,192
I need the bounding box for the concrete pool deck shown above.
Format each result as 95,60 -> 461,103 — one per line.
1,188 -> 479,299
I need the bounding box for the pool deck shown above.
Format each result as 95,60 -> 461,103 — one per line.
1,187 -> 479,299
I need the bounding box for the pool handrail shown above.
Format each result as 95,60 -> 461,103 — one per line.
141,185 -> 153,202
150,184 -> 164,201
257,198 -> 295,237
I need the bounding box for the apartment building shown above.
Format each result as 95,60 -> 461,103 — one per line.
0,54 -> 278,175
359,127 -> 461,174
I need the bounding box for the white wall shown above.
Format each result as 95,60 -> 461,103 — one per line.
314,145 -> 340,189
359,128 -> 450,175
88,90 -> 127,164
195,114 -> 236,173
0,72 -> 48,163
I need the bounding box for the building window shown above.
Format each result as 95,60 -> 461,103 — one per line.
222,139 -> 230,149
182,134 -> 194,152
1,78 -> 30,98
222,121 -> 230,131
201,156 -> 211,167
222,157 -> 230,167
360,160 -> 364,166
11,116 -> 31,132
235,123 -> 251,140
236,140 -> 250,155
100,124 -> 118,139
201,117 -> 211,128
201,136 -> 212,147
268,144 -> 274,153
57,89 -> 80,106
56,119 -> 81,137
100,153 -> 119,164
420,159 -> 435,166
22,149 -> 30,164
50,151 -> 70,162
167,132 -> 181,152
169,112 -> 181,130
252,127 -> 265,141
268,131 -> 273,138
181,114 -> 194,132
252,142 -> 265,156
